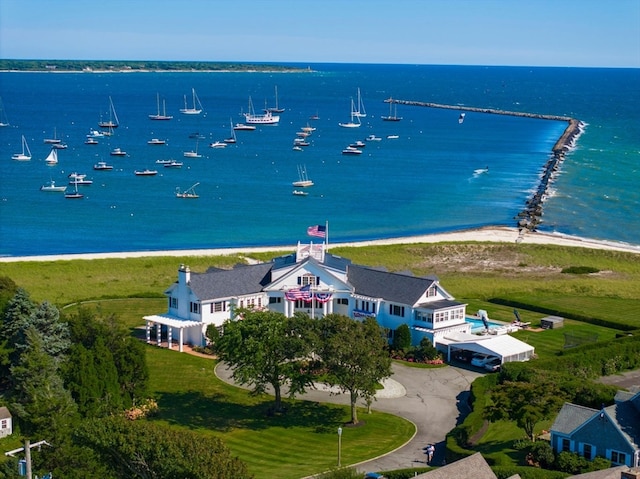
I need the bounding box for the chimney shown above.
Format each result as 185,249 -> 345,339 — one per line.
178,264 -> 191,285
622,469 -> 640,479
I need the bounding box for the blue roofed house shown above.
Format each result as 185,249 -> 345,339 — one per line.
144,242 -> 471,352
550,389 -> 640,468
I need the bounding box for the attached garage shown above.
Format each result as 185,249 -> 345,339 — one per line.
441,334 -> 535,364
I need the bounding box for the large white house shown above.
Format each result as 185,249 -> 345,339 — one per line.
144,242 -> 471,352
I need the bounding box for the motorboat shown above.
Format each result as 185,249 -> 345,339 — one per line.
93,161 -> 113,170
84,137 -> 98,145
342,146 -> 363,155
134,169 -> 158,176
209,141 -> 227,149
233,123 -> 256,131
110,148 -> 127,156
175,182 -> 200,199
67,172 -> 86,181
292,190 -> 308,196
349,140 -> 366,148
40,180 -> 67,192
366,134 -> 382,142
163,160 -> 183,168
147,138 -> 166,145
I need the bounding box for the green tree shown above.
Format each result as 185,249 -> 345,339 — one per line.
75,416 -> 252,479
317,314 -> 392,424
213,309 -> 315,413
392,323 -> 411,352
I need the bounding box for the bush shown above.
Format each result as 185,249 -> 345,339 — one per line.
392,324 -> 411,352
530,441 -> 555,469
492,466 -> 569,479
561,266 -> 599,274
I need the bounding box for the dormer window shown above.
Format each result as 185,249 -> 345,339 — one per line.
299,274 -> 319,287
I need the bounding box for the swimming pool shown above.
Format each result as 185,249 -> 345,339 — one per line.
465,317 -> 503,332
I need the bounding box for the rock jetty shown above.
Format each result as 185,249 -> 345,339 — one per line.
386,99 -> 584,233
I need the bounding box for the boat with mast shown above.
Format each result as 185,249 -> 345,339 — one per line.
64,180 -> 84,199
224,118 -> 237,143
149,93 -> 173,120
292,165 -> 314,187
338,98 -> 361,128
179,88 -> 203,115
354,87 -> 366,118
44,148 -> 58,165
0,97 -> 9,127
265,85 -> 285,113
12,135 -> 32,161
43,128 -> 62,144
98,96 -> 120,128
243,96 -> 279,125
183,139 -> 202,158
176,182 -> 200,199
381,99 -> 402,121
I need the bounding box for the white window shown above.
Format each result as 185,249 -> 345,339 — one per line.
610,450 -> 626,465
170,297 -> 178,309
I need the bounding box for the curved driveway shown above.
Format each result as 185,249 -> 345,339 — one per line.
215,362 -> 483,474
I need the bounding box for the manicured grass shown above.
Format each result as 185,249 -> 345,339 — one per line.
145,346 -> 414,479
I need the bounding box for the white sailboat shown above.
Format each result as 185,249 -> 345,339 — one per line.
265,85 -> 284,113
180,88 -> 203,115
98,96 -> 119,128
354,87 -> 366,118
12,135 -> 32,161
149,93 -> 173,120
292,165 -> 314,187
381,99 -> 402,121
224,118 -> 237,143
44,148 -> 58,165
44,127 -> 62,144
183,139 -> 202,158
0,97 -> 9,127
338,98 -> 361,128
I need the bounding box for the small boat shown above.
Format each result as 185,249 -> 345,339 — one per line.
292,190 -> 308,196
342,146 -> 363,155
459,113 -> 466,124
292,146 -> 303,151
189,132 -> 206,139
387,135 -> 399,139
244,96 -> 280,125
40,180 -> 67,192
176,182 -> 200,199
301,123 -> 316,133
381,99 -> 402,121
134,169 -> 158,176
163,160 -> 183,168
209,141 -> 227,149
65,181 -> 84,199
68,172 -> 86,180
85,137 -> 98,145
354,87 -> 367,118
292,165 -> 313,187
52,142 -> 68,149
44,148 -> 58,165
149,93 -> 173,120
349,140 -> 366,148
12,135 -> 32,161
93,161 -> 113,170
0,97 -> 10,127
366,134 -> 382,142
309,112 -> 320,121
293,139 -> 310,147
110,148 -> 127,156
155,159 -> 173,164
98,96 -> 119,129
43,128 -> 62,144
233,123 -> 256,131
179,88 -> 203,115
474,166 -> 489,175
338,98 -> 362,128
265,85 -> 285,114
224,119 -> 237,143
296,131 -> 310,138
147,138 -> 166,145
184,140 -> 202,158
87,129 -> 105,138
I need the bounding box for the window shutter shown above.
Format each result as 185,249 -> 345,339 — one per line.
297,276 -> 301,285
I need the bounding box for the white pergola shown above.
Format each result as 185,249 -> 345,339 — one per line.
143,314 -> 203,353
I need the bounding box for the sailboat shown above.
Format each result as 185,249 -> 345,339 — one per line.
183,139 -> 202,158
265,85 -> 285,113
0,97 -> 9,127
381,99 -> 402,122
98,96 -> 120,128
224,118 -> 237,144
64,179 -> 84,199
243,96 -> 279,125
44,148 -> 58,165
43,127 -> 62,144
176,182 -> 200,199
149,93 -> 173,120
354,88 -> 366,118
292,165 -> 314,187
12,135 -> 32,161
338,98 -> 361,128
180,88 -> 203,115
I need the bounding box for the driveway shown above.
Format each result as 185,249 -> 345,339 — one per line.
215,362 -> 483,474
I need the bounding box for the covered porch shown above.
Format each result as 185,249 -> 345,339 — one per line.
143,314 -> 203,353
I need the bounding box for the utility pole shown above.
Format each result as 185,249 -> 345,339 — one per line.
24,440 -> 31,479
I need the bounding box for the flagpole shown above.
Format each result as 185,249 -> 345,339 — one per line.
325,220 -> 329,249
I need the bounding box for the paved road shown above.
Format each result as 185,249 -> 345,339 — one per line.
215,362 -> 483,474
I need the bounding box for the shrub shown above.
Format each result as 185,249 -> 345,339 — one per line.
560,266 -> 600,274
530,441 -> 555,469
392,324 -> 412,352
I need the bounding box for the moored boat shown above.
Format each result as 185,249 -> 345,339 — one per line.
40,180 -> 67,192
12,135 -> 32,161
110,148 -> 127,156
93,161 -> 113,170
147,138 -> 166,145
134,169 -> 158,176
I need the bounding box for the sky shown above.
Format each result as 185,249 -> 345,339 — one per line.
1,0 -> 639,68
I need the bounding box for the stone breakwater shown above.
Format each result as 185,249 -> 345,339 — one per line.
387,99 -> 584,232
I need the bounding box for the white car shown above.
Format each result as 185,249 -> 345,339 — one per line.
470,354 -> 494,368
484,357 -> 502,372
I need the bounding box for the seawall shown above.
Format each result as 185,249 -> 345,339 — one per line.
387,99 -> 584,232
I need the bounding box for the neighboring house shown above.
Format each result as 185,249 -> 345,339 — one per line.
144,241 -> 470,352
413,452 -> 502,479
0,406 -> 12,438
550,389 -> 640,468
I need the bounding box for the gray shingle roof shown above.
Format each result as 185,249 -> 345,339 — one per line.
551,403 -> 598,435
347,264 -> 436,305
189,263 -> 273,300
606,398 -> 640,449
0,406 -> 11,420
413,452 -> 497,479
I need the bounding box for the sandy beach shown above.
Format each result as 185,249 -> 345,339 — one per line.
1,226 -> 638,263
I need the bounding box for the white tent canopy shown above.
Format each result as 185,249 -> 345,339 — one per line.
443,334 -> 534,363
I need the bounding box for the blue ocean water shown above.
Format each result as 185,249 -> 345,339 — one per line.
0,64 -> 638,257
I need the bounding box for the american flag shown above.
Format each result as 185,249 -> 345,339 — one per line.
307,224 -> 326,238
284,284 -> 312,301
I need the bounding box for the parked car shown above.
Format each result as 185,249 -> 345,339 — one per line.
484,357 -> 502,372
470,354 -> 495,368
364,474 -> 386,479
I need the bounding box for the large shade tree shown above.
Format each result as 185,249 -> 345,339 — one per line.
317,314 -> 392,425
213,309 -> 315,413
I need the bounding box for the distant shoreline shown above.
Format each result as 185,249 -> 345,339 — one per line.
1,227 -> 638,263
